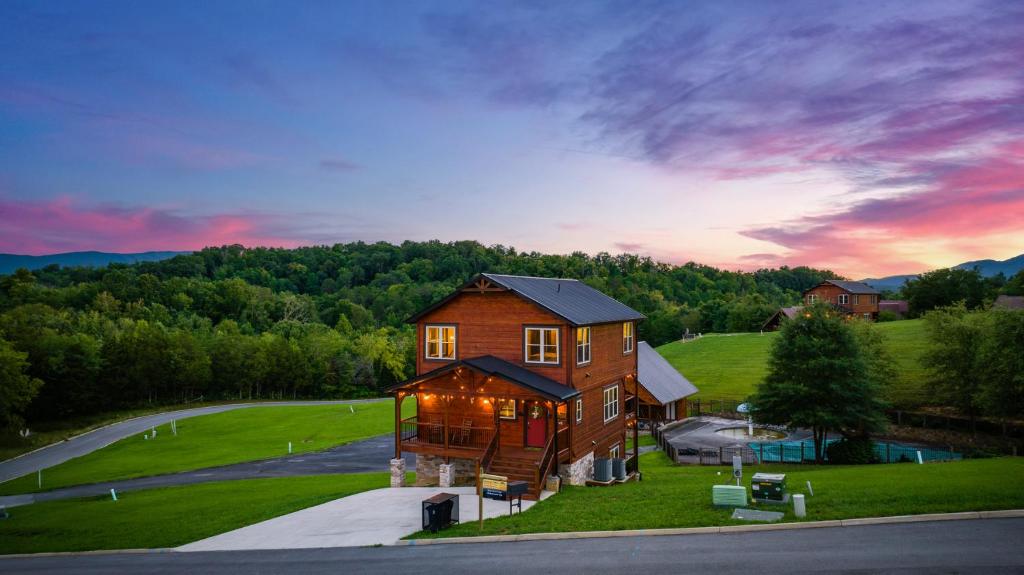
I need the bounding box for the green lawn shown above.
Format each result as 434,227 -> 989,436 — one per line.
0,400 -> 413,495
413,452 -> 1024,539
657,319 -> 929,407
0,472 -> 403,555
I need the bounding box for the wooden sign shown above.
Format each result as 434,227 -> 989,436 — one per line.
480,473 -> 508,500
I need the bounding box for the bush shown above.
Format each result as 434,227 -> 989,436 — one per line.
826,436 -> 878,464
877,310 -> 901,322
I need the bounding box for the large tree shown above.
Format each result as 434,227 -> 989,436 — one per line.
0,338 -> 43,430
977,309 -> 1024,428
921,304 -> 991,430
752,306 -> 888,462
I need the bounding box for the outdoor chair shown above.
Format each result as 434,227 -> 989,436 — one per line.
451,418 -> 472,446
428,415 -> 444,444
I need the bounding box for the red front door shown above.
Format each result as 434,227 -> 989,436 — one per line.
525,402 -> 547,447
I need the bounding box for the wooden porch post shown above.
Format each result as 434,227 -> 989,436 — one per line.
550,400 -> 558,468
443,394 -> 450,463
633,377 -> 640,475
493,400 -> 501,456
394,392 -> 402,460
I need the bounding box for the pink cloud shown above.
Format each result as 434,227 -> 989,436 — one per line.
0,197 -> 308,255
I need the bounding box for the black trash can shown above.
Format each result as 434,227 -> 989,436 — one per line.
422,492 -> 460,532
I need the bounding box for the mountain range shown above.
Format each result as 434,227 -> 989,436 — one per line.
0,251 -> 187,275
861,253 -> 1024,292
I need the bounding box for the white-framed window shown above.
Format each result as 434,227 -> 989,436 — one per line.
576,327 -> 591,365
871,295 -> 877,305
807,294 -> 819,304
622,322 -> 634,354
425,324 -> 456,360
838,293 -> 850,305
609,443 -> 620,458
498,399 -> 516,420
863,313 -> 871,319
603,384 -> 620,422
525,327 -> 559,364
575,397 -> 583,424
853,294 -> 860,305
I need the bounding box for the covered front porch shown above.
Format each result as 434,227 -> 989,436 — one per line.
388,356 -> 576,495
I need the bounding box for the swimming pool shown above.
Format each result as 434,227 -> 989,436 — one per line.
747,439 -> 961,463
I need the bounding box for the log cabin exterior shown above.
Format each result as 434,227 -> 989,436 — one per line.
387,273 -> 644,498
802,280 -> 880,320
636,341 -> 698,426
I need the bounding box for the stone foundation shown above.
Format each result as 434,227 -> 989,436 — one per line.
415,454 -> 476,486
389,458 -> 406,488
559,451 -> 594,486
439,463 -> 454,487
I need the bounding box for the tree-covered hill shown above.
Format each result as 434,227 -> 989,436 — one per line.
0,241 -> 839,427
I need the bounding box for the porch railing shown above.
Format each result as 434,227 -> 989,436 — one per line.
399,416 -> 496,449
535,432 -> 556,493
481,429 -> 500,469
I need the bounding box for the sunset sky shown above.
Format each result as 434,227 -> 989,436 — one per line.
1,0 -> 1022,278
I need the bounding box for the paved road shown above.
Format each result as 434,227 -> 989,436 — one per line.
0,434 -> 415,508
0,399 -> 388,484
2,519 -> 1022,574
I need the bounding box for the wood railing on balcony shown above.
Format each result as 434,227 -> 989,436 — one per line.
399,416 -> 496,450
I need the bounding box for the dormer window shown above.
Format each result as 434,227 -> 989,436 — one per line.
425,325 -> 456,360
525,326 -> 560,364
622,322 -> 634,354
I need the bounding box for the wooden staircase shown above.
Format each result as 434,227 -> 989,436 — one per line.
487,452 -> 543,500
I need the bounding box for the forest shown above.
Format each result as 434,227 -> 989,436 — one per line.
0,240 -> 844,427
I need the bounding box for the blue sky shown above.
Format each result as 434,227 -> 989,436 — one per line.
2,0 -> 1023,278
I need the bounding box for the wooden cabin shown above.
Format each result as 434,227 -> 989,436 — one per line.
636,341 -> 698,426
387,273 -> 645,498
802,280 -> 880,320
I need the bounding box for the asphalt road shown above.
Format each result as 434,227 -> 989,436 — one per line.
0,434 -> 415,507
2,519 -> 1022,574
0,399 -> 388,484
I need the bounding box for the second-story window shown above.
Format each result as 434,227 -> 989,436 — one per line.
622,322 -> 634,354
838,294 -> 850,305
425,325 -> 456,360
853,294 -> 860,305
807,294 -> 819,304
525,327 -> 559,364
603,384 -> 620,422
575,397 -> 583,424
576,327 -> 591,365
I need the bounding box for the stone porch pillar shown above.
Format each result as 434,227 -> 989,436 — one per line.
390,458 -> 406,488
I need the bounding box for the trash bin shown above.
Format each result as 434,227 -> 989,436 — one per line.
611,458 -> 626,480
593,458 -> 612,482
421,492 -> 460,532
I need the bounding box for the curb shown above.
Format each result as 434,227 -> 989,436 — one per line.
0,548 -> 174,559
400,509 -> 1024,546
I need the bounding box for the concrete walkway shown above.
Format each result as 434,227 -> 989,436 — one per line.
178,487 -> 552,550
0,399 -> 388,484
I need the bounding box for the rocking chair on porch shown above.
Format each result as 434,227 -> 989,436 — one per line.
428,415 -> 444,444
451,419 -> 473,446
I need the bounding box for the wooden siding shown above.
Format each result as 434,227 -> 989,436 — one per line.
804,284 -> 879,317
568,321 -> 636,459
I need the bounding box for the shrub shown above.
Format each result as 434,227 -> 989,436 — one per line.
826,436 -> 878,464
877,310 -> 901,322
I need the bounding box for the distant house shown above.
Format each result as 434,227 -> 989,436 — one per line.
803,280 -> 880,320
879,300 -> 909,317
761,306 -> 804,332
994,295 -> 1024,310
636,341 -> 698,426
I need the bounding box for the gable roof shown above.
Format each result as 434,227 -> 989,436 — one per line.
760,306 -> 803,331
805,280 -> 879,295
637,341 -> 698,405
385,355 -> 579,401
407,273 -> 645,326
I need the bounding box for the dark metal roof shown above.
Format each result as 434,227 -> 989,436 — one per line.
479,273 -> 645,325
812,280 -> 879,295
637,341 -> 698,405
386,355 -> 579,401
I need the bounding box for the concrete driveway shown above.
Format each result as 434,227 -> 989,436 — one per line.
178,486 -> 552,550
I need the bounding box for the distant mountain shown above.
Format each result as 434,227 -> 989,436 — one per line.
861,253 -> 1024,292
0,251 -> 188,275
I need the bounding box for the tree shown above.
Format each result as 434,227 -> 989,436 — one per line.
751,306 -> 888,462
903,268 -> 991,316
977,309 -> 1024,428
0,338 -> 43,430
921,304 -> 990,430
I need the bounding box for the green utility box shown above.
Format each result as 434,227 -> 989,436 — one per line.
712,484 -> 747,508
751,472 -> 788,503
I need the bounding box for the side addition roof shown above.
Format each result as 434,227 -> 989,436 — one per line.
637,341 -> 698,405
805,280 -> 879,295
407,273 -> 645,326
386,355 -> 580,402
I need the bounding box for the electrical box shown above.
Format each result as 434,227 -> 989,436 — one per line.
712,484 -> 747,507
751,472 -> 788,503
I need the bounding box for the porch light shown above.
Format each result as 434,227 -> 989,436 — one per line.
482,399 -> 490,405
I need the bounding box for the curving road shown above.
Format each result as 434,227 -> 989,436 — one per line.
0,518 -> 1021,573
0,399 -> 389,485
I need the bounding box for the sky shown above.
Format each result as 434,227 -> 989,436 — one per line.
1,0 -> 1022,279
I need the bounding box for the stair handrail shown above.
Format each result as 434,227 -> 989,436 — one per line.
481,427 -> 500,469
534,433 -> 556,490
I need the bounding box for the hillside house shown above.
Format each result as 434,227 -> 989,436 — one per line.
803,280 -> 880,320
387,273 -> 645,498
879,300 -> 909,317
761,306 -> 804,331
636,341 -> 698,426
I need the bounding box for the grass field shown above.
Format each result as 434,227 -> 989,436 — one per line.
0,400 -> 412,495
412,452 -> 1024,539
657,319 -> 930,407
0,472 -> 406,555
